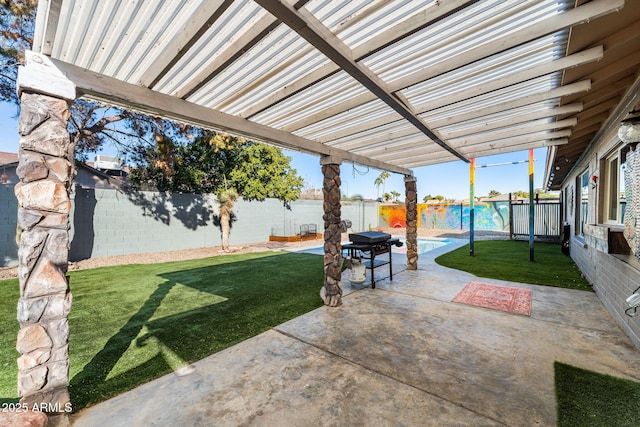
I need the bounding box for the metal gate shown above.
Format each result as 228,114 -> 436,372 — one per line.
510,202 -> 561,238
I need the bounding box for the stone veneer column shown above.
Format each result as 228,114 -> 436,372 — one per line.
405,175 -> 418,270
320,156 -> 343,307
14,89 -> 75,410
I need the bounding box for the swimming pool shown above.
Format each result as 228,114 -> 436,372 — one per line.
395,237 -> 453,254
297,237 -> 452,256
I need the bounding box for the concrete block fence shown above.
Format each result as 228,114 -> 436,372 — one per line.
1,186 -> 381,267
1,184 -> 19,267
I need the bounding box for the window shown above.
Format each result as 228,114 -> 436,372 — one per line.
577,170 -> 589,236
604,145 -> 630,224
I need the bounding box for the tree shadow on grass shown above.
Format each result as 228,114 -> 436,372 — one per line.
69,278 -> 178,410
68,252 -> 323,411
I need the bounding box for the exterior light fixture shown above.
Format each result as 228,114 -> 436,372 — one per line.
619,110 -> 640,143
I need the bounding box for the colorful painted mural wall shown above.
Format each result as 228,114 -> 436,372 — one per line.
379,202 -> 510,231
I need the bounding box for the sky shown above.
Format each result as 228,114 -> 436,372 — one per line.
0,101 -> 548,201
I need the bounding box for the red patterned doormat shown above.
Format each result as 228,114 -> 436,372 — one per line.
452,282 -> 532,316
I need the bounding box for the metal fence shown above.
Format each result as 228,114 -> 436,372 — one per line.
511,202 -> 561,238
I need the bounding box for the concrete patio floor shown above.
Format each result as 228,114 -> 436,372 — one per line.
71,240 -> 640,426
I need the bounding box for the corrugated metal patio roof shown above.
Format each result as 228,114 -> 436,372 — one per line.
28,0 -> 637,180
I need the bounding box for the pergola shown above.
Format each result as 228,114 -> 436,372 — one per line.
13,0 -> 639,413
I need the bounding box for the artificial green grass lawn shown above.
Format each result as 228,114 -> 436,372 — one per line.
555,362 -> 640,426
0,251 -> 323,410
435,240 -> 591,291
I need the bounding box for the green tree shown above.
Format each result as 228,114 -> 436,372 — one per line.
229,143 -> 303,202
374,171 -> 391,198
390,190 -> 401,202
488,190 -> 501,198
129,132 -> 240,193
129,131 -> 304,248
374,176 -> 383,198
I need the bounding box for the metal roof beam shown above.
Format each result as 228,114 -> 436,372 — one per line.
428,80 -> 592,128
214,0 -> 395,112
138,0 -> 235,88
288,45 -> 600,136
461,138 -> 569,159
239,0 -> 477,119
331,105 -> 582,151
254,0 -> 468,162
48,56 -> 411,176
449,118 -> 577,147
310,46 -> 598,144
414,46 -> 603,113
329,83 -> 589,152
443,131 -> 572,160
457,130 -> 573,151
281,0 -> 621,133
372,127 -> 574,163
331,126 -> 419,151
401,155 -> 462,169
440,103 -> 583,139
370,145 -> 451,163
401,137 -> 570,168
33,0 -> 63,55
172,0 -> 314,99
391,0 -> 623,92
349,112 -> 579,159
460,138 -> 569,157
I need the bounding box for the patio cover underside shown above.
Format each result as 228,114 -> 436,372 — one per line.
29,0 -> 640,180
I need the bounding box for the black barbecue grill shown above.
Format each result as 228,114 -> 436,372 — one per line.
342,232 -> 403,288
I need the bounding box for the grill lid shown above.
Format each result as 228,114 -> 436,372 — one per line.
348,231 -> 392,244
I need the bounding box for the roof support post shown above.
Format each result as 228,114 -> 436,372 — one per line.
14,53 -> 76,419
404,176 -> 418,270
320,155 -> 343,307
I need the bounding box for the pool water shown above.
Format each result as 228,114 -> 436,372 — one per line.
396,238 -> 452,254
298,238 -> 452,256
